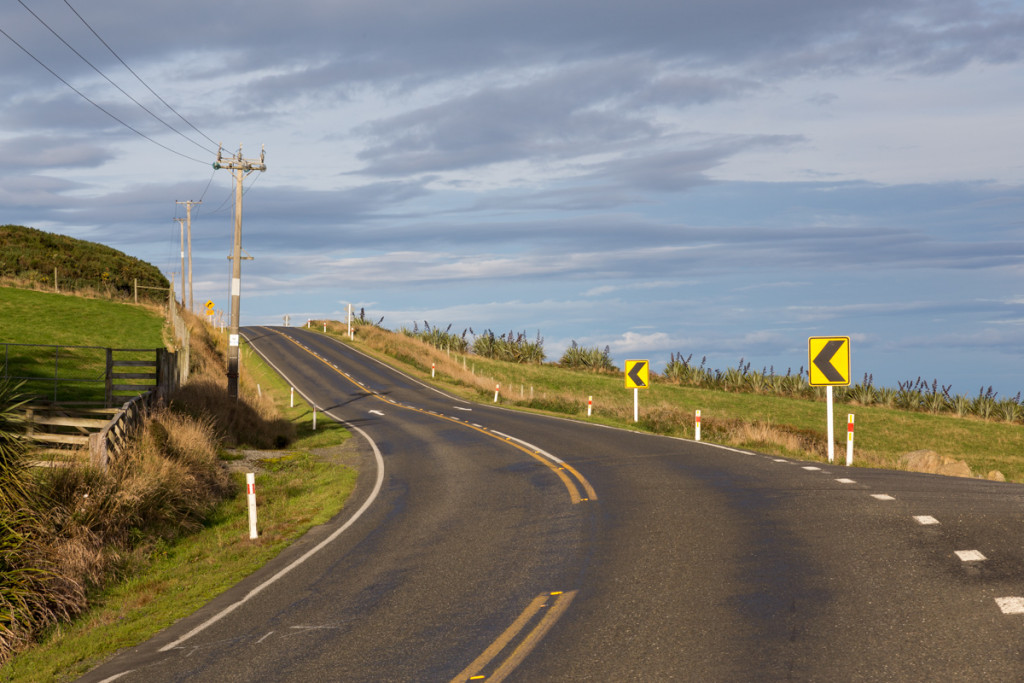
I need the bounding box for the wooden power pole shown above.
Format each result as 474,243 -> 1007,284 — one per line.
213,144 -> 266,400
176,200 -> 201,313
174,217 -> 186,305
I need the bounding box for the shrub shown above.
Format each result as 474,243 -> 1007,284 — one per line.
559,341 -> 616,372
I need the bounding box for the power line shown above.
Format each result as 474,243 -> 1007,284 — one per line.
16,0 -> 216,156
0,24 -> 209,165
61,0 -> 220,149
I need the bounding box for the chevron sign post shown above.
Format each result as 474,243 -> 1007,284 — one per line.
808,337 -> 851,464
625,360 -> 649,422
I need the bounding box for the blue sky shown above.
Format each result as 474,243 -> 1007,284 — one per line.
1,0 -> 1023,397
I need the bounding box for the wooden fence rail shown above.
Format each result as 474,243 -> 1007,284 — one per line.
16,347 -> 182,468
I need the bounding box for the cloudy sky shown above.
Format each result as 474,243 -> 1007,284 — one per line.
2,0 -> 1023,397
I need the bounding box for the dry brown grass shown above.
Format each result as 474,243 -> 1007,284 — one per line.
0,314 -> 289,665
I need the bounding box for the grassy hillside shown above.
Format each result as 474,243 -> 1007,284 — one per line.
0,286 -> 166,402
321,319 -> 1024,482
0,224 -> 169,302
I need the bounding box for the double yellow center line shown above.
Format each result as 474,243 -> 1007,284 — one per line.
267,328 -> 597,505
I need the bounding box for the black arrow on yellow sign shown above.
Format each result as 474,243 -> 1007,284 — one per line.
626,361 -> 648,388
812,339 -> 846,383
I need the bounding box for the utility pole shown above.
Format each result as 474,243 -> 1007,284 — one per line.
213,144 -> 266,399
176,200 -> 201,313
174,217 -> 186,305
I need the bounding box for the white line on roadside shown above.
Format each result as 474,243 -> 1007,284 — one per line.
914,515 -> 940,525
871,494 -> 896,501
492,430 -> 570,467
158,334 -> 388,653
835,478 -> 856,484
802,466 -> 822,471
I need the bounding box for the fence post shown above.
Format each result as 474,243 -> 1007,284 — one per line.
105,348 -> 114,408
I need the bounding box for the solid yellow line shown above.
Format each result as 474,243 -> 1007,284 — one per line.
560,460 -> 597,501
449,593 -> 549,683
487,590 -> 578,682
267,328 -> 587,505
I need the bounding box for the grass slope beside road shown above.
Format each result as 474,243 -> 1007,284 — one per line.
322,322 -> 1024,482
0,286 -> 168,403
2,341 -> 357,682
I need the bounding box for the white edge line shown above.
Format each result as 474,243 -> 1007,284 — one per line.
159,331 -> 386,652
492,430 -> 567,466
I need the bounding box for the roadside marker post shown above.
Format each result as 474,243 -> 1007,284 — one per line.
588,395 -> 593,417
432,363 -> 436,378
847,414 -> 855,466
290,387 -> 294,408
246,473 -> 258,540
312,404 -> 317,430
494,384 -> 500,403
695,410 -> 701,441
827,386 -> 834,463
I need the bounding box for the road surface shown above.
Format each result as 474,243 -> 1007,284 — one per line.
82,326 -> 1024,681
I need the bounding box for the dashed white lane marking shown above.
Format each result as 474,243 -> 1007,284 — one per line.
256,631 -> 275,644
955,550 -> 986,562
871,494 -> 896,501
996,597 -> 1024,614
914,515 -> 940,525
836,478 -> 856,484
454,406 -> 473,411
802,466 -> 822,471
772,458 -> 788,462
368,410 -> 385,416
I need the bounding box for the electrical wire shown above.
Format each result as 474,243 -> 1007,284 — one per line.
0,24 -> 209,165
61,0 -> 220,149
16,0 -> 216,156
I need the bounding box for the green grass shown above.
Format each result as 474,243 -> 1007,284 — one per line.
1,340 -> 355,682
336,324 -> 1024,482
0,286 -> 166,403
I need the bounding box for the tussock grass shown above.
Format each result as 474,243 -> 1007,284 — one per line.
3,324 -> 355,682
0,310 -> 296,667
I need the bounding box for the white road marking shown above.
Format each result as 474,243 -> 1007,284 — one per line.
97,673 -> 134,683
955,550 -> 986,562
871,494 -> 895,501
914,515 -> 940,525
369,410 -> 385,416
835,478 -> 856,484
802,466 -> 822,471
772,458 -> 788,462
163,335 -> 387,653
454,406 -> 473,411
996,597 -> 1024,614
256,631 -> 275,644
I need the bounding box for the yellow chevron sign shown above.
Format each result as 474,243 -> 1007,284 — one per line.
808,337 -> 850,386
624,360 -> 649,389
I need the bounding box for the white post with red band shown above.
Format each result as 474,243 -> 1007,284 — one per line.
494,383 -> 500,403
695,409 -> 701,441
431,363 -> 436,378
246,472 -> 258,539
587,395 -> 593,417
846,414 -> 855,466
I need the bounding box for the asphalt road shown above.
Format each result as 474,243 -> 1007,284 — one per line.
81,326 -> 1024,681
